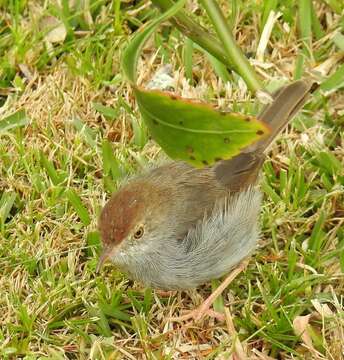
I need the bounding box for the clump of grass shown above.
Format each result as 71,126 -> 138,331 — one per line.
0,0 -> 343,359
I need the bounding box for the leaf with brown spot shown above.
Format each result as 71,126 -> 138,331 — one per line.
134,88 -> 270,167
122,0 -> 270,167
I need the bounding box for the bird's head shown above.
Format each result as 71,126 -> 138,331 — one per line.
96,180 -> 169,272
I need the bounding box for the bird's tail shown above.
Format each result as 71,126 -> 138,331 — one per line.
215,79 -> 317,189
247,79 -> 317,153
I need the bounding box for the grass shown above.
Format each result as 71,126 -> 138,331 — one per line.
0,0 -> 343,359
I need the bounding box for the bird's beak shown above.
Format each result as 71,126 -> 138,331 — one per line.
96,246 -> 112,273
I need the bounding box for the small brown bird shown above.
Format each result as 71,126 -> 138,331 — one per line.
97,80 -> 315,319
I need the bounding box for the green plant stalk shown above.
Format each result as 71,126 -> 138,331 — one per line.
150,0 -> 234,69
199,0 -> 263,92
184,37 -> 194,81
298,0 -> 312,44
114,0 -> 122,35
310,1 -> 325,40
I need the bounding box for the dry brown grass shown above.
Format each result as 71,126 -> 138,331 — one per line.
1,0 -> 343,359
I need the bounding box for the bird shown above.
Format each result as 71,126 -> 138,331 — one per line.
96,79 -> 316,321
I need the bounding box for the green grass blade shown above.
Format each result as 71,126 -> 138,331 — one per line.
310,2 -> 325,40
183,37 -> 193,82
261,0 -> 278,30
40,151 -> 63,186
320,64 -> 344,91
211,279 -> 225,314
308,210 -> 326,263
101,139 -> 122,180
0,110 -> 30,132
92,102 -> 119,121
261,180 -> 282,204
309,211 -> 326,251
0,191 -> 16,230
294,52 -> 305,80
113,0 -> 122,35
205,51 -> 232,83
72,117 -> 97,148
299,0 -> 312,43
65,189 -> 91,226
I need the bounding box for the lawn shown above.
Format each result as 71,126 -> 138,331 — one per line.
0,0 -> 343,359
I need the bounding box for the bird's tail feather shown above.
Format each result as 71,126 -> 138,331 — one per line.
214,79 -> 317,188
247,79 -> 317,153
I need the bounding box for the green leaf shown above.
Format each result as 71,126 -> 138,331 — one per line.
0,110 -> 30,132
142,288 -> 153,314
134,88 -> 270,167
261,179 -> 281,204
122,0 -> 269,167
129,116 -> 148,149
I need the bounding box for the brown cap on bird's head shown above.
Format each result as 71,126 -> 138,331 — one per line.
96,183 -> 146,272
96,178 -> 169,273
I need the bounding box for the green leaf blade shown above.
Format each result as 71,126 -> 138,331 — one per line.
135,88 -> 270,167
101,140 -> 122,180
122,0 -> 187,83
122,0 -> 269,168
0,110 -> 30,132
65,189 -> 91,226
320,64 -> 344,91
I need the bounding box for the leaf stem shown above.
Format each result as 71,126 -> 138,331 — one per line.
150,0 -> 234,69
199,0 -> 263,92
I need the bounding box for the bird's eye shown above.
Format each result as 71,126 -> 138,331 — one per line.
133,225 -> 144,239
